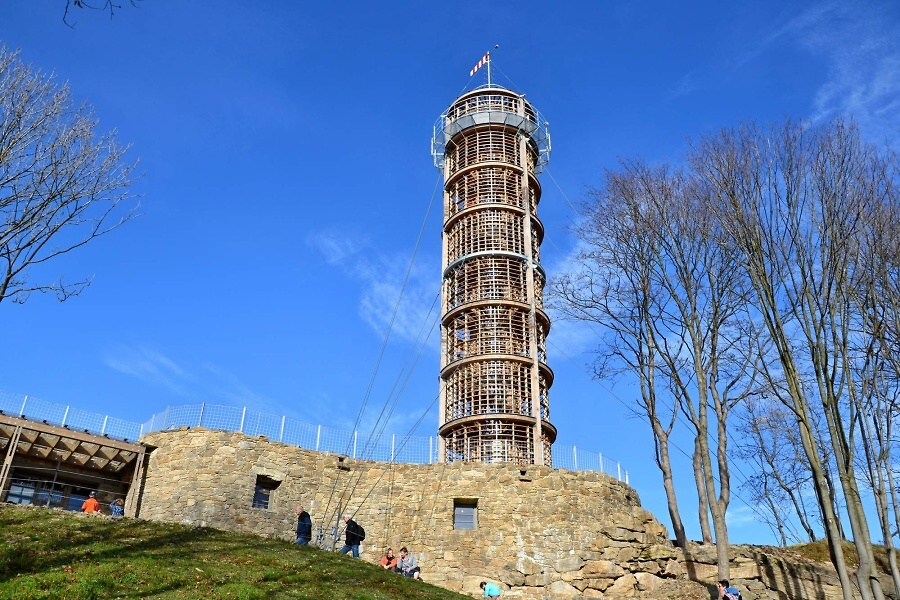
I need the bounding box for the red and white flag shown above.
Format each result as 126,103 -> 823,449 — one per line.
469,52 -> 490,77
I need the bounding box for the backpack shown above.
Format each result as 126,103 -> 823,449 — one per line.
358,524 -> 366,541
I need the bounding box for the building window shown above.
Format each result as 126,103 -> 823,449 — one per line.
454,499 -> 477,530
251,475 -> 280,509
7,479 -> 36,505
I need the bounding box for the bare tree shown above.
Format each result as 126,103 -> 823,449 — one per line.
550,165 -> 689,549
851,177 -> 900,593
551,160 -> 760,576
734,396 -> 821,545
0,47 -> 138,305
692,118 -> 894,600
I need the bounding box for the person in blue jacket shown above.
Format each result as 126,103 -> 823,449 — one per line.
480,580 -> 501,597
718,579 -> 742,600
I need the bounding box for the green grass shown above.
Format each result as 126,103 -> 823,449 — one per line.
0,504 -> 470,600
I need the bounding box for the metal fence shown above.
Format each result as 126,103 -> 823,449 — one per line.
0,390 -> 627,483
0,390 -> 143,441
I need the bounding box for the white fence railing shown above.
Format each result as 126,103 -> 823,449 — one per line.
0,390 -> 627,483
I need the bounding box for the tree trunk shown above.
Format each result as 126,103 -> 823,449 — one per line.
692,437 -> 713,544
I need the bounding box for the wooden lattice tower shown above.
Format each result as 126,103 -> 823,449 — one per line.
432,84 -> 555,466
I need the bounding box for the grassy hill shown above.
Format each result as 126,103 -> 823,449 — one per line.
0,504 -> 472,600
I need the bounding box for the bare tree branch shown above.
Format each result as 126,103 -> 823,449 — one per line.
63,0 -> 143,28
0,46 -> 139,305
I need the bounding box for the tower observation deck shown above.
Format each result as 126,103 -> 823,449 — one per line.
432,84 -> 555,466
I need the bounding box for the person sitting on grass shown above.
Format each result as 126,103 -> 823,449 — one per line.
110,498 -> 125,517
396,547 -> 420,580
379,548 -> 397,571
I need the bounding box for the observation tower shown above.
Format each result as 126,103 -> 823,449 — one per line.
431,69 -> 555,466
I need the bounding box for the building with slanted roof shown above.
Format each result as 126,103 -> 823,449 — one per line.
0,411 -> 148,515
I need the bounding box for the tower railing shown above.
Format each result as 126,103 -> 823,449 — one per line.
432,88 -> 550,173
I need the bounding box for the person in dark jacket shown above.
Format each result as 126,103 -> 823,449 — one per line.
338,513 -> 364,558
295,504 -> 313,546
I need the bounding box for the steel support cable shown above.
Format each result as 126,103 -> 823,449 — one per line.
342,172 -> 442,455
332,307 -> 439,525
543,169 -> 779,537
487,63 -> 521,96
341,381 -> 447,546
359,311 -> 440,466
315,455 -> 350,549
322,173 -> 442,535
332,308 -> 442,533
357,290 -> 441,462
338,313 -> 444,512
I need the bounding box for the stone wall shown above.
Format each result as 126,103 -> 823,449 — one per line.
137,428 -> 673,598
135,428 -> 894,599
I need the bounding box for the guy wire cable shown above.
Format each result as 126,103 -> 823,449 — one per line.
334,304 -> 441,513
341,171 -> 441,456
344,381 -> 446,526
321,172 -> 442,526
357,290 -> 441,461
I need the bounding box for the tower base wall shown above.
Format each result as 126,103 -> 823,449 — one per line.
135,428 -> 890,599
137,428 -> 666,597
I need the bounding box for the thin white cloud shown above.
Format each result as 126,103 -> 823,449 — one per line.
103,345 -> 194,398
307,229 -> 369,267
307,228 -> 440,348
667,71 -> 699,100
306,227 -> 442,436
732,2 -> 838,68
726,504 -> 763,528
200,362 -> 275,410
757,2 -> 900,138
103,343 -> 287,415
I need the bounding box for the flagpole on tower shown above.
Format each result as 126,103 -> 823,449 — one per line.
469,45 -> 499,86
488,44 -> 498,87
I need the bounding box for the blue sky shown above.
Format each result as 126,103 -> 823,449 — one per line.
2,1 -> 899,546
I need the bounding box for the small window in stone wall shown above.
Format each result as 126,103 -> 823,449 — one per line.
252,475 -> 281,509
454,499 -> 477,530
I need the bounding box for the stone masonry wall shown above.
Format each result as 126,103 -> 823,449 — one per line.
135,428 -> 895,599
138,428 -> 671,598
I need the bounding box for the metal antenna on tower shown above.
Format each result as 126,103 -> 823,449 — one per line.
487,45 -> 498,87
